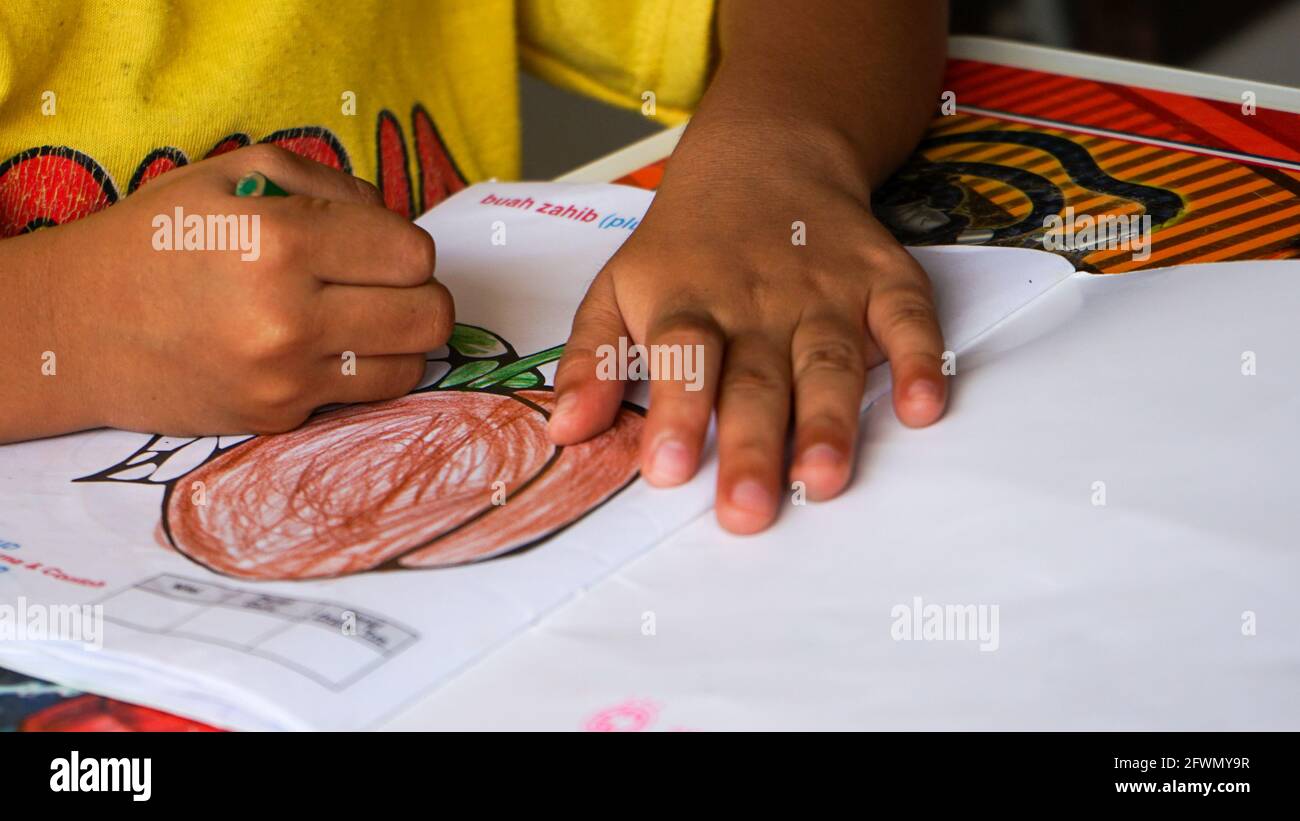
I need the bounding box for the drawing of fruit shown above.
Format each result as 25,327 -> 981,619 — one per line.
20,694 -> 221,732
80,325 -> 644,580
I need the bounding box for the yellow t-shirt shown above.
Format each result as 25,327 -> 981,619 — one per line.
0,0 -> 714,236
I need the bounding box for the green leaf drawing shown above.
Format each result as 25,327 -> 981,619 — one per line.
440,360 -> 499,387
498,371 -> 542,389
469,344 -> 564,389
449,325 -> 508,358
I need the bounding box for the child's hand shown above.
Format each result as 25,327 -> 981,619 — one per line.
0,145 -> 451,440
549,0 -> 947,534
549,127 -> 947,534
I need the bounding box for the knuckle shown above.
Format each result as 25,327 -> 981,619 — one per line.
735,277 -> 780,316
354,357 -> 423,403
422,286 -> 455,349
238,308 -> 312,362
400,228 -> 437,281
238,143 -> 297,174
889,301 -> 935,330
799,411 -> 855,436
286,194 -> 333,219
800,266 -> 852,296
906,274 -> 936,303
393,356 -> 426,396
249,371 -> 307,411
555,348 -> 602,381
650,308 -> 721,344
794,337 -> 862,378
574,297 -> 623,337
352,177 -> 384,206
878,289 -> 937,332
723,361 -> 784,394
242,406 -> 309,435
861,241 -> 917,272
723,436 -> 778,465
252,215 -> 301,268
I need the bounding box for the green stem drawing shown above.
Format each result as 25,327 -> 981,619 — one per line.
469,344 -> 565,388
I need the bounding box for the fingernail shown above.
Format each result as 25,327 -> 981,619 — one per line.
647,439 -> 693,485
907,379 -> 942,402
729,478 -> 772,514
798,443 -> 842,470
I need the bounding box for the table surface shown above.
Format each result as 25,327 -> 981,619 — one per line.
4,35 -> 1299,732
386,35 -> 1300,729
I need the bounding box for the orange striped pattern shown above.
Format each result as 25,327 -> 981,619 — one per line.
616,59 -> 1300,273
922,114 -> 1300,272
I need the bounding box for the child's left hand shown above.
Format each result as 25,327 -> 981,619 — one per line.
548,121 -> 948,534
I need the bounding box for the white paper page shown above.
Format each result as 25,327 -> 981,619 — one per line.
1,182 -> 672,729
0,182 -> 1072,730
384,260 -> 1300,731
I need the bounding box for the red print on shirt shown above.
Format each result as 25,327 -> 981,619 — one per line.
0,107 -> 466,237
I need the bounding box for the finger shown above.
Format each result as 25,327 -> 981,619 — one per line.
866,273 -> 947,428
639,312 -> 724,486
265,197 -> 438,287
217,143 -> 384,206
788,313 -> 868,501
316,280 -> 454,356
318,353 -> 427,405
549,272 -> 629,445
714,332 -> 792,535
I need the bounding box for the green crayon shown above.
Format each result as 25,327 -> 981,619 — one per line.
234,171 -> 288,198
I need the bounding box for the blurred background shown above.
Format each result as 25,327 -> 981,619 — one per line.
521,0 -> 1300,178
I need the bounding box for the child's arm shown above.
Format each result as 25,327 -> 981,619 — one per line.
0,145 -> 452,443
549,0 -> 948,533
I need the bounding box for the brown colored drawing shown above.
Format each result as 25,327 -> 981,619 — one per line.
79,325 -> 644,580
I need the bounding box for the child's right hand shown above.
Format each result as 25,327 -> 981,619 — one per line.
0,144 -> 453,442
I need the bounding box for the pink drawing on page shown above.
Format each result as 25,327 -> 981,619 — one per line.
583,698 -> 660,732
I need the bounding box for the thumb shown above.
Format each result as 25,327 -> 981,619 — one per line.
549,271 -> 629,444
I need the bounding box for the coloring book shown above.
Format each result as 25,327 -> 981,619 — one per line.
0,182 -> 1071,728
1,181 -> 1295,729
